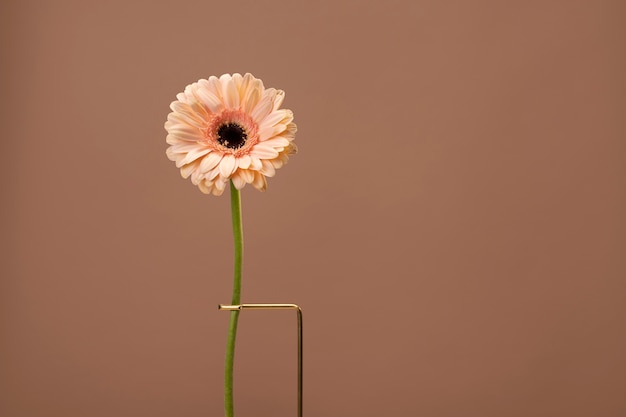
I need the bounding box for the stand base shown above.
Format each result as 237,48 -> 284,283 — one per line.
218,303 -> 303,417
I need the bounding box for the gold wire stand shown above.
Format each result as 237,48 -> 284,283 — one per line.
218,303 -> 303,417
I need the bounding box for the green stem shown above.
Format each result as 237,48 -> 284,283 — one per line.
225,180 -> 243,417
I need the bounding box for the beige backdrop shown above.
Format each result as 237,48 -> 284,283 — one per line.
1,0 -> 625,416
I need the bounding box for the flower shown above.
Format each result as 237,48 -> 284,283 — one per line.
165,73 -> 297,196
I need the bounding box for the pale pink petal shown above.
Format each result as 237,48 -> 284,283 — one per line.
165,147 -> 178,162
171,97 -> 204,118
257,110 -> 292,140
273,90 -> 285,110
168,105 -> 205,129
249,157 -> 263,170
206,166 -> 221,180
286,142 -> 298,155
195,87 -> 222,113
199,152 -> 223,172
165,118 -> 199,131
232,73 -> 244,91
166,128 -> 203,143
218,154 -> 238,178
258,122 -> 292,141
170,143 -> 203,154
175,92 -> 188,104
272,134 -> 294,143
251,171 -> 267,191
179,147 -> 211,167
180,160 -> 200,179
237,73 -> 253,102
213,178 -> 228,195
261,87 -> 277,101
190,168 -> 204,185
259,109 -> 292,130
188,99 -> 209,119
284,122 -> 297,136
231,171 -> 246,189
258,125 -> 277,142
237,154 -> 251,169
206,76 -> 222,98
219,74 -> 232,100
222,76 -> 240,109
250,144 -> 279,159
240,169 -> 254,183
243,86 -> 262,115
250,93 -> 274,124
167,112 -> 204,130
270,158 -> 284,169
260,137 -> 290,149
260,159 -> 276,177
198,180 -> 213,194
165,124 -> 202,138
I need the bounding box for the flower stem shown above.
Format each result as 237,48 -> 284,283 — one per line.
225,180 -> 243,417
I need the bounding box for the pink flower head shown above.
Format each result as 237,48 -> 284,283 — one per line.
165,73 -> 297,195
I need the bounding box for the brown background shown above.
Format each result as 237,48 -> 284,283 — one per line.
1,0 -> 625,416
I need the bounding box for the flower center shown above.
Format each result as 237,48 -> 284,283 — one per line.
217,123 -> 247,149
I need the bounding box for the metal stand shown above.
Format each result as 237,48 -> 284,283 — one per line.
218,303 -> 303,417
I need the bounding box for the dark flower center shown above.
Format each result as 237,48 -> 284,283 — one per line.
217,123 -> 247,149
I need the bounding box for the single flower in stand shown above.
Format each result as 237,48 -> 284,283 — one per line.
165,73 -> 297,417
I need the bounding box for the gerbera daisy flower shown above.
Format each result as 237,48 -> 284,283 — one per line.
165,73 -> 297,196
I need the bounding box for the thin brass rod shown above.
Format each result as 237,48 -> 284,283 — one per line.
218,303 -> 303,417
